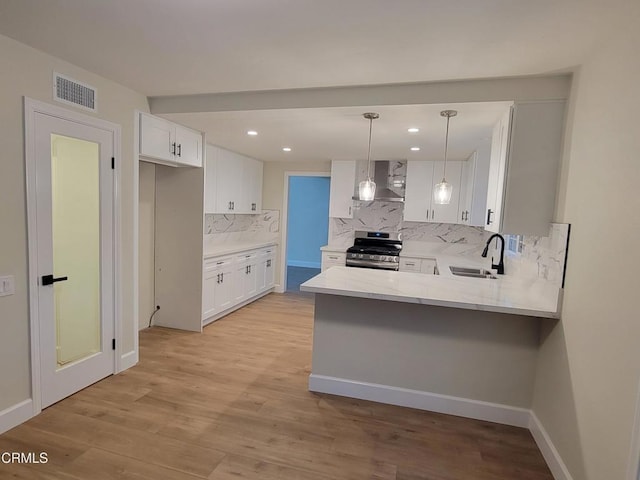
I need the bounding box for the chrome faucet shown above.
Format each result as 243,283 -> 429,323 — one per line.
481,233 -> 505,275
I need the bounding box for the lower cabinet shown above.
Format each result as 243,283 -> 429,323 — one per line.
399,257 -> 438,275
202,245 -> 277,325
321,251 -> 346,272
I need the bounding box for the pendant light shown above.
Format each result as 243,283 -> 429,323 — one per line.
358,112 -> 379,201
433,109 -> 457,205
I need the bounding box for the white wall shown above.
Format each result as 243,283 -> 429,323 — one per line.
138,161 -> 156,330
0,33 -> 149,411
532,4 -> 640,479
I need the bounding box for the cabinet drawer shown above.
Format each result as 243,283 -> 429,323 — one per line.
321,251 -> 346,272
204,256 -> 234,271
399,258 -> 421,272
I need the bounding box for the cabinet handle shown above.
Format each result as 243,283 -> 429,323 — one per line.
231,201 -> 235,210
249,265 -> 251,273
348,206 -> 352,216
461,211 -> 465,221
251,203 -> 256,211
177,144 -> 182,157
171,142 -> 176,155
267,260 -> 271,267
216,273 -> 221,284
220,272 -> 224,283
487,209 -> 494,225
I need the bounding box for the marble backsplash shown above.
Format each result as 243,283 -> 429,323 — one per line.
328,200 -> 570,286
204,209 -> 280,244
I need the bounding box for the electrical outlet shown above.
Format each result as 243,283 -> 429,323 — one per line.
0,276 -> 15,297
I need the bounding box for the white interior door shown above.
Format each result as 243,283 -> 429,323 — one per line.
33,112 -> 115,408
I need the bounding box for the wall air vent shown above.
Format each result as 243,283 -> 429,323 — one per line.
53,72 -> 96,112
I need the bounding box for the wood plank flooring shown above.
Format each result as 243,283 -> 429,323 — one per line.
0,293 -> 553,480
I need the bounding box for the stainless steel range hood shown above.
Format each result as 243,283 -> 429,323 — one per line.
352,160 -> 406,202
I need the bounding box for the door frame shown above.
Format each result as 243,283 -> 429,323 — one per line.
24,97 -> 122,414
279,171 -> 330,293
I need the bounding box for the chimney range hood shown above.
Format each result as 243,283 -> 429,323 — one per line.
352,160 -> 405,202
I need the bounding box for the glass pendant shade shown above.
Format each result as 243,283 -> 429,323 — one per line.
359,178 -> 376,201
433,179 -> 453,205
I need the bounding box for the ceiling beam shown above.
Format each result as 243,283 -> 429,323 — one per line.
149,74 -> 572,114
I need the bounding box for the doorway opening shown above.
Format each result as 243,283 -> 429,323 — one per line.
285,175 -> 330,292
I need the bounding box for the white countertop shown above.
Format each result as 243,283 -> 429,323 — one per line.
320,245 -> 348,253
300,266 -> 561,319
204,240 -> 278,259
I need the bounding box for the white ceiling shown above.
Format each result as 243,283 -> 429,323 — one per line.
0,0 -> 630,163
164,102 -> 512,163
0,0 -> 629,96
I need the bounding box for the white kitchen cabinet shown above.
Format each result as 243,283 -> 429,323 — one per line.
258,247 -> 276,291
458,153 -> 476,225
485,101 -> 566,235
329,161 -> 356,218
205,144 -> 264,214
202,245 -> 278,325
139,112 -> 203,167
321,251 -> 346,272
399,257 -> 437,275
202,256 -> 234,321
404,161 -> 463,224
234,251 -> 258,304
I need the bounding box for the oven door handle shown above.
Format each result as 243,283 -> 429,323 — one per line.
346,259 -> 399,270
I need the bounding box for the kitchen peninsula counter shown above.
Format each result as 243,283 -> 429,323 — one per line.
300,266 -> 562,426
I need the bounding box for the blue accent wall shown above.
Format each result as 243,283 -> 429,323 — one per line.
286,176 -> 330,268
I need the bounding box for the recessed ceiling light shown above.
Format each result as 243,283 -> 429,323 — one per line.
410,147 -> 421,151
282,147 -> 292,152
247,130 -> 258,136
408,128 -> 420,133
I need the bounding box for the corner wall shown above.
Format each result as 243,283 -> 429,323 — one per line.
0,33 -> 149,412
532,4 -> 640,479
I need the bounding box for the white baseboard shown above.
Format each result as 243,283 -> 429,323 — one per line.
0,399 -> 34,435
274,284 -> 285,294
203,288 -> 275,326
309,374 -> 530,428
287,260 -> 321,269
529,411 -> 574,480
119,350 -> 138,372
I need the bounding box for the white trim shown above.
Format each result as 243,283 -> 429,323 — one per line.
529,411 -> 574,480
203,288 -> 274,326
119,351 -> 138,371
309,374 -> 531,428
0,400 -> 34,435
280,171 -> 330,292
287,260 -> 321,269
24,97 -> 123,417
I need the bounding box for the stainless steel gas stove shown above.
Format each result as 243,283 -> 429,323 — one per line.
346,231 -> 402,271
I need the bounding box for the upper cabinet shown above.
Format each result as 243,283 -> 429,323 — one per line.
329,160 -> 356,218
139,112 -> 203,168
404,160 -> 463,224
205,144 -> 264,214
485,101 -> 566,235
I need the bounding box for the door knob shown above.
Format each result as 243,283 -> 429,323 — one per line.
42,274 -> 68,286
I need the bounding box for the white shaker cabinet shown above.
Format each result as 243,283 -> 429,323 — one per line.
329,160 -> 356,218
485,101 -> 566,235
399,257 -> 438,274
321,251 -> 346,272
205,144 -> 264,214
139,112 -> 203,167
404,161 -> 462,224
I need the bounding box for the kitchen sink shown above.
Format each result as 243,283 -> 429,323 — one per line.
449,266 -> 497,279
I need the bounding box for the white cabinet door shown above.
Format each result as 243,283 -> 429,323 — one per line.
245,158 -> 263,213
458,153 -> 475,225
265,255 -> 275,289
140,113 -> 174,162
431,161 -> 463,224
216,149 -> 243,213
485,109 -> 511,233
202,267 -> 217,319
204,144 -> 218,214
399,257 -> 421,273
329,161 -> 355,218
404,161 -> 435,222
175,125 -> 203,167
215,264 -> 234,313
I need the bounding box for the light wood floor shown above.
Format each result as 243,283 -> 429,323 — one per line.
0,293 -> 553,480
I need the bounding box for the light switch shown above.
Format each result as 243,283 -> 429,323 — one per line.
0,276 -> 15,297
